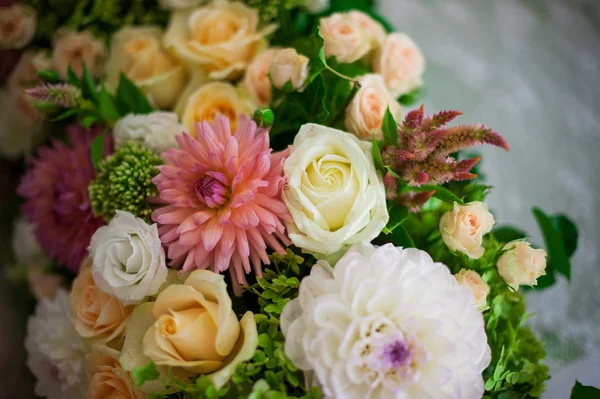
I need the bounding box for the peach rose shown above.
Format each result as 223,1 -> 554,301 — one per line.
440,202 -> 495,259
28,263 -> 64,301
0,4 -> 36,50
119,270 -> 258,393
269,48 -> 309,91
454,269 -> 489,311
52,29 -> 106,80
348,11 -> 386,48
164,0 -> 276,80
344,74 -> 402,141
177,81 -> 254,134
374,33 -> 425,97
497,241 -> 547,291
87,345 -> 143,399
106,26 -> 187,110
70,259 -> 134,344
242,48 -> 278,107
319,12 -> 371,63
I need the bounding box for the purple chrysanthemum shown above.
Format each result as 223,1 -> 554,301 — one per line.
17,124 -> 112,272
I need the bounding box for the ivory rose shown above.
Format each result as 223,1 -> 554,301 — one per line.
52,29 -> 106,80
269,48 -> 309,91
106,26 -> 187,110
178,81 -> 254,134
374,32 -> 425,97
344,74 -> 402,140
89,210 -> 168,305
242,48 -> 278,106
319,12 -> 371,63
119,270 -> 258,393
454,269 -> 489,311
497,241 -> 547,290
87,345 -> 143,399
283,124 -> 389,255
0,4 -> 36,50
440,202 -> 495,259
70,259 -> 135,344
164,0 -> 276,79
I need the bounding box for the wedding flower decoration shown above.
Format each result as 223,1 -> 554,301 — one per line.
0,4 -> 36,50
440,202 -> 495,259
152,115 -> 290,287
345,73 -> 402,140
89,210 -> 168,305
455,268 -> 490,310
242,48 -> 278,107
164,0 -> 277,79
17,125 -> 110,272
120,270 -> 258,392
281,243 -> 491,398
87,345 -> 143,399
106,26 -> 187,110
283,124 -> 388,255
25,289 -> 87,399
497,240 -> 547,290
269,48 -> 309,91
52,29 -> 106,79
70,259 -> 135,344
374,33 -> 425,97
113,112 -> 185,154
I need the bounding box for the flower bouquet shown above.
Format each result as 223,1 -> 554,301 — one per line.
0,0 -> 593,398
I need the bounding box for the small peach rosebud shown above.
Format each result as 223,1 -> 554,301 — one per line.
269,48 -> 309,91
497,240 -> 547,290
440,202 -> 495,259
454,269 -> 489,310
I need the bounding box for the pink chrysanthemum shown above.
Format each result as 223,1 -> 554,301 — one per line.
152,115 -> 291,288
17,125 -> 111,272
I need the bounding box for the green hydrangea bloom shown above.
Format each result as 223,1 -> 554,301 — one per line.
89,142 -> 162,223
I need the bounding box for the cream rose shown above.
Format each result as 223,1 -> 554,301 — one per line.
344,74 -> 402,141
242,48 -> 278,106
70,259 -> 135,344
374,32 -> 425,97
319,12 -> 372,63
164,1 -> 277,80
440,202 -> 495,259
454,269 -> 489,311
497,241 -> 547,290
106,26 -> 187,110
177,81 -> 254,135
114,112 -> 185,154
89,210 -> 168,305
52,29 -> 106,80
348,11 -> 386,48
0,4 -> 36,50
283,124 -> 389,255
119,270 -> 258,393
87,345 -> 143,399
269,48 -> 309,91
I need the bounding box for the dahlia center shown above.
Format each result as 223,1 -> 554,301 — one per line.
194,175 -> 229,208
382,339 -> 412,369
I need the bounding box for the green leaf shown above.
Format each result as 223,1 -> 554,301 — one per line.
318,46 -> 328,68
392,225 -> 414,248
37,69 -> 60,82
114,73 -> 154,115
98,85 -> 121,123
80,64 -> 99,103
131,361 -> 160,387
397,86 -> 424,106
552,215 -> 578,257
533,207 -> 571,280
91,132 -> 105,171
382,106 -> 398,145
81,114 -> 99,129
34,100 -> 58,111
372,138 -> 384,170
493,226 -> 527,243
383,204 -> 408,234
570,380 -> 600,398
414,184 -> 463,204
67,66 -> 80,88
51,108 -> 78,122
461,183 -> 491,202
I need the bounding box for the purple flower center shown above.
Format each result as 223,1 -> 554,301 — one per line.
382,339 -> 412,369
195,175 -> 229,208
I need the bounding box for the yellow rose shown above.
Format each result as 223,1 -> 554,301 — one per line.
87,344 -> 143,399
497,240 -> 547,291
177,81 -> 254,134
454,269 -> 489,311
119,270 -> 258,393
0,4 -> 36,50
52,29 -> 106,80
70,258 -> 135,344
164,0 -> 277,80
439,202 -> 495,259
241,48 -> 278,107
106,26 -> 187,110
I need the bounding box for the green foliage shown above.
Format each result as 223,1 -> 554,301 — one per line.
131,361 -> 160,387
569,380 -> 600,398
89,142 -> 162,222
382,106 -> 398,145
383,204 -> 409,234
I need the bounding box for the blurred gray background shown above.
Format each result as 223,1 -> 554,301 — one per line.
379,0 -> 600,396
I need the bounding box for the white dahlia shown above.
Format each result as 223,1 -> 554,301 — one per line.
281,243 -> 491,399
25,288 -> 87,399
113,111 -> 185,154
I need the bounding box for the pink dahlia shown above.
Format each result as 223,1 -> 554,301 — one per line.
17,124 -> 111,272
152,115 -> 291,288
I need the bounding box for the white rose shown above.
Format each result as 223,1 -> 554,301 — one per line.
0,4 -> 36,50
283,124 -> 388,255
303,0 -> 329,14
114,112 -> 185,154
344,74 -> 402,141
159,0 -> 204,9
497,240 -> 547,290
269,48 -> 309,90
374,33 -> 425,97
89,210 -> 168,305
12,217 -> 44,265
